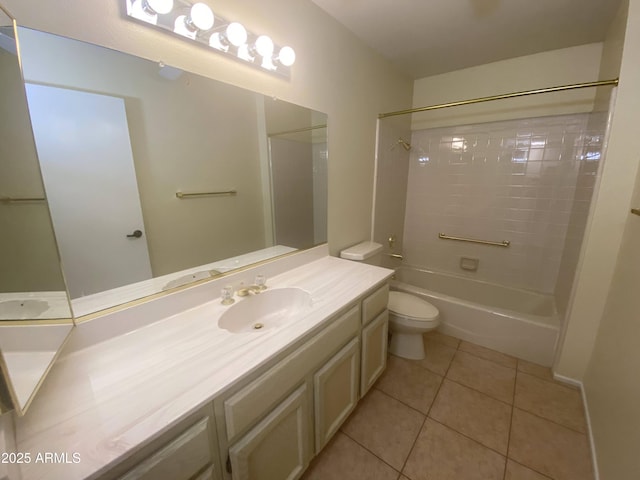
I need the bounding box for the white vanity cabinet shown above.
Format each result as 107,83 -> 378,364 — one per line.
313,336 -> 360,453
361,284 -> 390,396
216,283 -> 389,480
98,404 -> 221,480
95,281 -> 389,480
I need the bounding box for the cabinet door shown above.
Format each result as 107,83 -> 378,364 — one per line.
118,417 -> 213,480
361,310 -> 389,396
314,337 -> 360,453
228,383 -> 311,480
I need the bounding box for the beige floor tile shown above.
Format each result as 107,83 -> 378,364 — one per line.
429,379 -> 511,454
459,341 -> 517,369
504,460 -> 552,480
446,351 -> 516,403
375,355 -> 442,414
517,360 -> 579,390
509,408 -> 593,480
403,418 -> 505,480
412,337 -> 457,376
342,389 -> 425,470
302,432 -> 399,480
515,372 -> 586,433
424,331 -> 460,348
517,359 -> 555,382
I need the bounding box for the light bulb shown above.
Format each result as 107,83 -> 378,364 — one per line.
277,46 -> 296,67
254,35 -> 274,57
145,0 -> 173,15
226,22 -> 247,47
189,3 -> 214,31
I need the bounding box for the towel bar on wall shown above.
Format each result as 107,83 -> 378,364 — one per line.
438,232 -> 510,248
0,196 -> 46,203
632,208 -> 640,216
176,190 -> 237,199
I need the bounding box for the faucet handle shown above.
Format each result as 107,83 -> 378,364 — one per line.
254,274 -> 267,291
221,285 -> 235,305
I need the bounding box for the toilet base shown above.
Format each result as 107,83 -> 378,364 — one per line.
389,332 -> 425,360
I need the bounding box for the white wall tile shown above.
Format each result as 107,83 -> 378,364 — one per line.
401,113 -> 604,294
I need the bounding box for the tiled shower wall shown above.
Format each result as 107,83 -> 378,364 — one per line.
402,113 -> 606,294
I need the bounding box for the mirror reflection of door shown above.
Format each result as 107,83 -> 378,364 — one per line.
24,84 -> 152,298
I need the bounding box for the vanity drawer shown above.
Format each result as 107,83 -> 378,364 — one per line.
224,304 -> 360,442
118,417 -> 213,480
362,284 -> 389,325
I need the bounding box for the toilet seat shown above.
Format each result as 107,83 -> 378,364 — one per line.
388,291 -> 439,323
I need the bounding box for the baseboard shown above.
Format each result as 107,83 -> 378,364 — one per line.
553,373 -> 600,480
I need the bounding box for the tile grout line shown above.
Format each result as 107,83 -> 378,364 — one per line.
511,404 -> 589,436
374,386 -> 434,417
397,334 -> 458,478
431,336 -> 588,433
339,429 -> 402,475
509,364 -> 578,480
503,362 -> 518,480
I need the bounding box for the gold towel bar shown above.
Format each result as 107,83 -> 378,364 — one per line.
632,208 -> 640,216
438,233 -> 510,248
0,196 -> 46,203
176,190 -> 237,199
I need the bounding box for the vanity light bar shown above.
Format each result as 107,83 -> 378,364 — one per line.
125,0 -> 296,78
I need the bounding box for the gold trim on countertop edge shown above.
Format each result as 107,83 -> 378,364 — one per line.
0,318 -> 73,325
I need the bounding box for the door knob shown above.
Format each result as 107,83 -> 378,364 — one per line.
126,229 -> 143,238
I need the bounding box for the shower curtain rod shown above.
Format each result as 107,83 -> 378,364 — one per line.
378,78 -> 619,119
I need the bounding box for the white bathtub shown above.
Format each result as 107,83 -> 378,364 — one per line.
392,266 -> 560,366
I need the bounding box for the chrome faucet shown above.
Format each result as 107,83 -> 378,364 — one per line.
237,285 -> 263,297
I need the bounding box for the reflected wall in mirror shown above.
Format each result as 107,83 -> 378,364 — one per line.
16,27 -> 328,318
0,6 -> 73,415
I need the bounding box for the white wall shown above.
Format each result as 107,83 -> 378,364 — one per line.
373,114 -> 411,266
2,0 -> 413,257
0,40 -> 66,293
411,43 -> 603,130
554,0 -> 639,381
582,1 -> 640,478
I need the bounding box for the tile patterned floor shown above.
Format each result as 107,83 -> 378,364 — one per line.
303,332 -> 594,480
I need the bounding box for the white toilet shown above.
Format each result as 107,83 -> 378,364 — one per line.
340,241 -> 440,360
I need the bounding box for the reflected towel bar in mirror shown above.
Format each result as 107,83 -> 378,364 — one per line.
0,196 -> 46,203
176,190 -> 237,199
438,233 -> 510,247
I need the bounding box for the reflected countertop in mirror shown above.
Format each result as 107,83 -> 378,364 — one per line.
15,26 -> 328,320
0,8 -> 73,416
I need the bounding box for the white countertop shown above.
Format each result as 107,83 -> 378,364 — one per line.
14,255 -> 392,480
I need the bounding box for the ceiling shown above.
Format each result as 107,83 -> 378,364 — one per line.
311,0 -> 622,79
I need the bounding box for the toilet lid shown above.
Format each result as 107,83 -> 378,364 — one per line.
389,291 -> 439,320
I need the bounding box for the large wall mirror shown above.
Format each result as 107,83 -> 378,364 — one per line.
17,27 -> 328,319
0,8 -> 73,415
0,20 -> 327,414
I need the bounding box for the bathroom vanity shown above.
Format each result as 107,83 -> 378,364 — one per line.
10,247 -> 392,480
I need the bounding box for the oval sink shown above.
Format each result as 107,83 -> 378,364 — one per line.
218,287 -> 312,333
0,300 -> 49,320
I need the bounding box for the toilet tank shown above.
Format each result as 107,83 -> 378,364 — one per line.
339,241 -> 383,266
